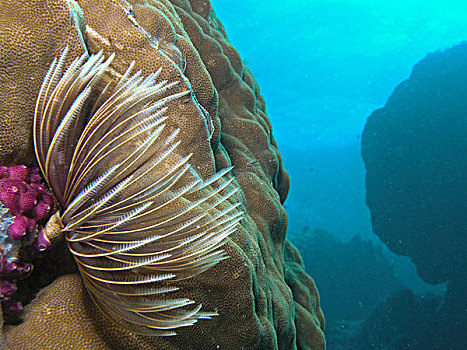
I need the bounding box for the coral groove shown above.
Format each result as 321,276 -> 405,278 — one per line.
0,0 -> 324,348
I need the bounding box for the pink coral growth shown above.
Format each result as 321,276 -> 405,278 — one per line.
0,250 -> 33,316
0,165 -> 56,317
0,165 -> 54,240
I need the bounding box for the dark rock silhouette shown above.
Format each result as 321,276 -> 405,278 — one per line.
353,288 -> 467,350
362,41 -> 467,350
362,42 -> 467,286
291,228 -> 403,320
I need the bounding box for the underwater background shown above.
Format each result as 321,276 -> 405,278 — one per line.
213,0 -> 467,349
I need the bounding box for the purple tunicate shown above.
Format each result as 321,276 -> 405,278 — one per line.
8,165 -> 29,182
33,202 -> 52,221
2,260 -> 33,279
0,167 -> 8,179
29,167 -> 42,184
0,280 -> 17,299
0,166 -> 55,241
0,180 -> 23,214
4,300 -> 23,316
3,261 -> 17,274
19,192 -> 37,213
35,228 -> 51,252
0,165 -> 57,319
8,216 -> 27,240
16,262 -> 33,280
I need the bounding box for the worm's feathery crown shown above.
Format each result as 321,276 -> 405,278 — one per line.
33,47 -> 242,335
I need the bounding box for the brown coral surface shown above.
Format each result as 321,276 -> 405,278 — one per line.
0,0 -> 325,349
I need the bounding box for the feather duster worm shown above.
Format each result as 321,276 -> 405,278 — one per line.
33,47 -> 242,335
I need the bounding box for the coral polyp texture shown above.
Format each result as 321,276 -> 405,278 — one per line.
1,0 -> 325,349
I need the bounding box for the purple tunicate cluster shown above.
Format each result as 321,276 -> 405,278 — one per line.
0,165 -> 55,316
0,254 -> 32,316
0,165 -> 53,241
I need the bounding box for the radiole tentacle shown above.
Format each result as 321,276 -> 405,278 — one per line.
33,48 -> 242,336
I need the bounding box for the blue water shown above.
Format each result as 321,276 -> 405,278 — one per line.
212,0 -> 467,240
211,1 -> 467,348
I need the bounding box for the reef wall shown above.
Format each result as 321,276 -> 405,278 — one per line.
292,228 -> 403,320
362,42 -> 467,349
362,41 -> 467,286
0,0 -> 324,349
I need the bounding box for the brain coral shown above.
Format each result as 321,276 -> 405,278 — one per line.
0,0 -> 325,349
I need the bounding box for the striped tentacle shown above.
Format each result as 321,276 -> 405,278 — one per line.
33,48 -> 242,335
